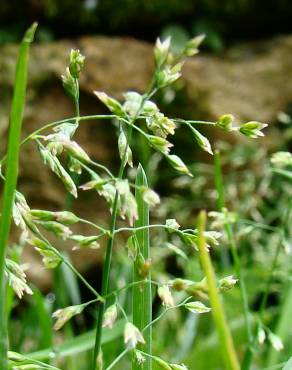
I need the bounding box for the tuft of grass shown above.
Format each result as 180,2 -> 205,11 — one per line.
132,164 -> 152,370
0,23 -> 37,370
197,210 -> 240,370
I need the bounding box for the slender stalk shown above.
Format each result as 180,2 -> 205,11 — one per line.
0,23 -> 37,370
74,78 -> 80,119
91,186 -> 121,369
132,164 -> 152,370
238,220 -> 280,233
114,224 -> 183,235
214,150 -> 230,266
0,114 -> 218,168
173,119 -> 216,126
214,150 -> 253,368
36,231 -> 101,299
142,297 -> 191,334
0,115 -> 116,167
103,280 -> 160,301
105,348 -> 129,370
91,89 -> 154,369
197,210 -> 240,370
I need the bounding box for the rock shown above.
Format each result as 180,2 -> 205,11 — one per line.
184,36 -> 292,122
1,35 -> 291,288
2,35 -> 291,136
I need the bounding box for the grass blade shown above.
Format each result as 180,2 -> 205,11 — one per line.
197,210 -> 240,370
132,164 -> 152,370
0,22 -> 37,370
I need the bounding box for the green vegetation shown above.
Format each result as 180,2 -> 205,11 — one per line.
0,24 -> 291,370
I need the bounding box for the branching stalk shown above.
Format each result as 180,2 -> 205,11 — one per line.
132,164 -> 152,370
91,89 -> 154,369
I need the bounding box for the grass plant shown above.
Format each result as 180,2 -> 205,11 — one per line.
1,23 -> 290,370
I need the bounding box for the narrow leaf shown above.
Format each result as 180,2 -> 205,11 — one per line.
132,164 -> 152,370
0,23 -> 37,370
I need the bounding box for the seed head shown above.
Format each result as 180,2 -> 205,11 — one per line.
185,301 -> 211,314
166,154 -> 192,176
124,322 -> 145,348
239,121 -> 268,138
102,304 -> 118,329
158,285 -> 174,307
69,49 -> 85,78
53,304 -> 84,330
142,187 -> 160,207
219,275 -> 238,292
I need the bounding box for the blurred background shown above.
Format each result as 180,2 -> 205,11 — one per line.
2,0 -> 292,46
0,1 -> 291,369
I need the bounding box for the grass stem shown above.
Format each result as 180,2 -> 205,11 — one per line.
214,149 -> 253,369
132,164 -> 152,370
197,210 -> 240,370
91,90 -> 154,369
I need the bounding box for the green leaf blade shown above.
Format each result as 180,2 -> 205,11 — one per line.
133,164 -> 152,370
0,23 -> 37,370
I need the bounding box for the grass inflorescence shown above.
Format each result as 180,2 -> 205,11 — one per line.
1,23 -> 290,370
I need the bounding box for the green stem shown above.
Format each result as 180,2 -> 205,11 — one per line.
74,78 -> 80,119
91,185 -> 121,369
173,119 -> 216,126
105,348 -> 129,370
197,210 -> 240,370
30,226 -> 101,300
132,164 -> 152,370
102,279 -> 160,301
114,224 -> 180,235
90,160 -> 115,179
238,220 -> 281,233
0,23 -> 37,370
214,150 -> 253,364
91,89 -> 154,369
0,115 -> 116,167
142,297 -> 191,334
